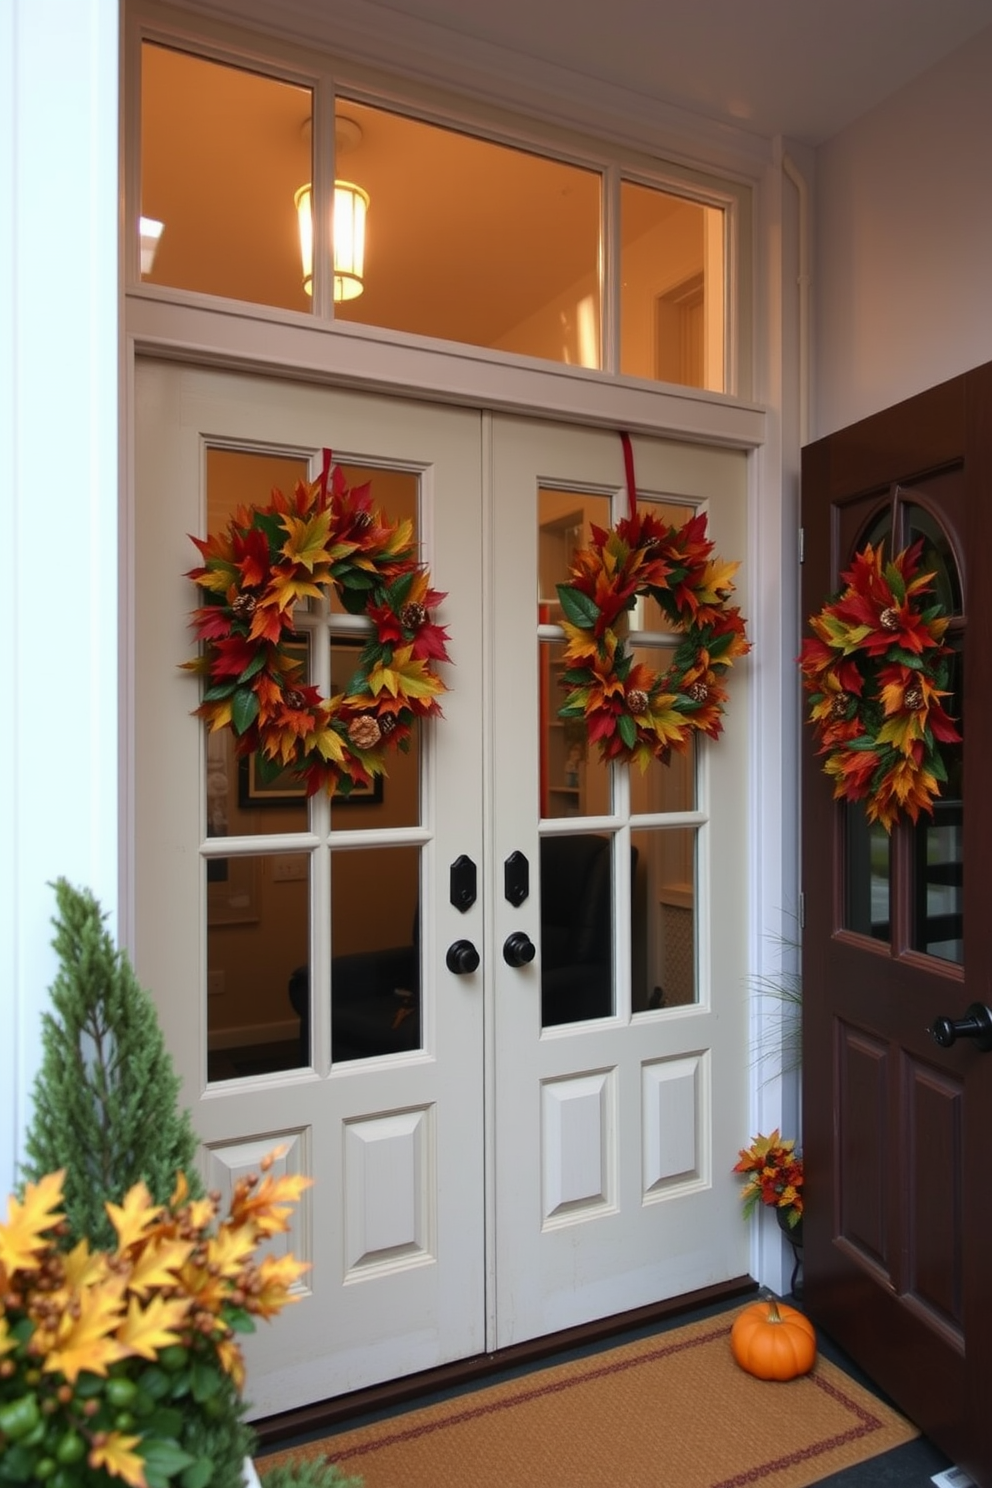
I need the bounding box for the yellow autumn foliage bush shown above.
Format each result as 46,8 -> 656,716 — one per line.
0,1155 -> 309,1488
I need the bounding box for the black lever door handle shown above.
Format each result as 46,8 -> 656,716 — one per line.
502,931 -> 536,968
929,1002 -> 992,1052
446,939 -> 480,975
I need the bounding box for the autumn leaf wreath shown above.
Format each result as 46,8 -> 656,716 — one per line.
799,539 -> 961,831
184,450 -> 449,798
555,502 -> 750,769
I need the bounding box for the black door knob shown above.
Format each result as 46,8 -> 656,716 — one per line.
929,1002 -> 992,1052
446,939 -> 480,975
502,931 -> 536,968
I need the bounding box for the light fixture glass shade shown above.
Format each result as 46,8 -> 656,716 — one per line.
293,186 -> 314,295
293,181 -> 369,301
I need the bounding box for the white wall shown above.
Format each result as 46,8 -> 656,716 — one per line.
0,0 -> 120,1202
814,22 -> 992,438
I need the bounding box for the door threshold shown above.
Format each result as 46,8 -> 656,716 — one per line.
254,1275 -> 757,1448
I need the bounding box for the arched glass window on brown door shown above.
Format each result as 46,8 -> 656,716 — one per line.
839,476 -> 964,964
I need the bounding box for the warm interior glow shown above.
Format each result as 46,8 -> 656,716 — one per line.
293,181 -> 369,301
139,216 -> 164,275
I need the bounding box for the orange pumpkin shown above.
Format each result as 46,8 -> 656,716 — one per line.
730,1296 -> 816,1380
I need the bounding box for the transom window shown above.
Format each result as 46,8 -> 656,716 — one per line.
136,39 -> 740,393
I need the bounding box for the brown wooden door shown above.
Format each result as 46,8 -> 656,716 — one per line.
801,362 -> 992,1485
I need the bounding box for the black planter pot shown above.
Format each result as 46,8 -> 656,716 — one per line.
776,1207 -> 803,1297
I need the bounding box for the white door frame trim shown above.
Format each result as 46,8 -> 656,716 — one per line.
125,296 -> 767,450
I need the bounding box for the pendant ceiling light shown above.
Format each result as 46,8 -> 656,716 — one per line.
294,117 -> 369,301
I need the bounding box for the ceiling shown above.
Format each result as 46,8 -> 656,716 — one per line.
180,0 -> 992,146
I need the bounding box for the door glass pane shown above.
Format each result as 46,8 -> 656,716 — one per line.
914,804 -> 963,963
903,500 -> 963,963
328,464 -> 420,614
538,488 -> 614,620
326,462 -> 423,824
540,639 -> 611,817
861,508 -> 892,553
538,487 -> 615,818
209,705 -> 311,835
541,834 -> 615,1026
328,637 -> 421,828
331,101 -> 601,365
207,853 -> 310,1081
905,502 -> 962,615
203,449 -> 312,836
626,642 -> 698,810
632,827 -> 697,1011
620,183 -> 724,391
629,727 -> 695,814
844,806 -> 891,941
331,845 -> 421,1062
632,498 -> 699,634
913,645 -> 963,963
141,44 -> 312,310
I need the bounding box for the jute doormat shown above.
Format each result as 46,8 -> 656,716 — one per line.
256,1306 -> 920,1488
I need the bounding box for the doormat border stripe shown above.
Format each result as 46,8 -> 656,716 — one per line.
711,1367 -> 897,1488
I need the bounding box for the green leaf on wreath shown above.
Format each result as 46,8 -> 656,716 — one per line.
618,713 -> 638,749
884,562 -> 906,603
845,734 -> 880,751
929,748 -> 949,783
556,584 -> 601,629
340,588 -> 371,615
253,752 -> 288,786
360,640 -> 388,669
202,681 -> 238,703
388,570 -> 417,608
252,510 -> 287,551
339,569 -> 375,591
708,630 -> 737,660
887,646 -> 923,669
236,649 -> 269,685
231,687 -> 260,735
337,664 -> 369,696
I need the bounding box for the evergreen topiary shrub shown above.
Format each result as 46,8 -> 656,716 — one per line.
12,879 -> 272,1488
20,878 -> 205,1248
259,1460 -> 363,1488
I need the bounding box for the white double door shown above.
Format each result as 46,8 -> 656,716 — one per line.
133,361 -> 749,1417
